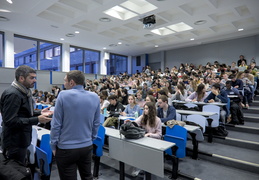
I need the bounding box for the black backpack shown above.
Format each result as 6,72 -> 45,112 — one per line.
120,121 -> 145,139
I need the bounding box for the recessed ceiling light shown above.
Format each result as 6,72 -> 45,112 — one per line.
99,17 -> 111,22
194,20 -> 207,25
155,45 -> 159,48
103,47 -> 106,49
0,16 -> 9,21
60,38 -> 65,41
118,42 -> 122,45
75,31 -> 80,34
0,9 -> 11,13
190,38 -> 195,41
66,33 -> 75,37
6,0 -> 13,4
238,28 -> 244,31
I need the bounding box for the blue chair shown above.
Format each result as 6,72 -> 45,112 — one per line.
164,125 -> 187,158
40,134 -> 52,165
37,104 -> 43,109
35,146 -> 51,176
93,125 -> 106,178
100,114 -> 105,125
139,109 -> 143,116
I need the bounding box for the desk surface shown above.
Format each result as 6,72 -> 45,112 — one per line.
33,125 -> 50,140
105,127 -> 174,151
176,109 -> 216,117
173,100 -> 226,107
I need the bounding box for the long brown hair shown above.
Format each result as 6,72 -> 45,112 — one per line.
196,83 -> 205,102
141,102 -> 156,128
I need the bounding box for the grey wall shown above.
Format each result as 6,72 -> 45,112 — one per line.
147,35 -> 259,71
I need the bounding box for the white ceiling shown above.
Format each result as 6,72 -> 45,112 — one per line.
0,0 -> 259,56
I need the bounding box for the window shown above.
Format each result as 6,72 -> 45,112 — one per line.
54,46 -> 61,56
40,42 -> 61,71
70,46 -> 100,74
14,36 -> 37,69
0,32 -> 3,67
14,35 -> 61,71
108,54 -> 127,75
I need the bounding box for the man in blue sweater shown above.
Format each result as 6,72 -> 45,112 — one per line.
50,70 -> 100,180
157,95 -> 176,123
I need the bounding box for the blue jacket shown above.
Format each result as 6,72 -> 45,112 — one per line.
157,105 -> 176,123
204,90 -> 228,103
51,85 -> 100,150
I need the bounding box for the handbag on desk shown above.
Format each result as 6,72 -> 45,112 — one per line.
120,121 -> 145,139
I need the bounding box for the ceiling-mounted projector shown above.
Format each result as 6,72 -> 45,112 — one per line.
141,14 -> 156,29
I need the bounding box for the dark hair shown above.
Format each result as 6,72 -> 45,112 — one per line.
141,102 -> 156,128
158,90 -> 167,97
158,95 -> 168,103
15,65 -> 36,81
108,95 -> 117,100
66,70 -> 85,85
226,81 -> 232,85
212,83 -> 221,90
196,83 -> 205,102
146,95 -> 156,103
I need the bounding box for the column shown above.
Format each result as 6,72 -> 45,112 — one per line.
61,43 -> 70,72
3,31 -> 14,68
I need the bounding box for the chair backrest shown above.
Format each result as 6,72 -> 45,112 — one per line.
93,125 -> 106,157
226,98 -> 230,117
139,109 -> 143,116
186,114 -> 206,133
100,114 -> 105,125
202,104 -> 220,127
27,127 -> 38,164
37,104 -> 43,109
175,112 -> 181,121
164,125 -> 187,158
40,134 -> 52,164
35,146 -> 51,176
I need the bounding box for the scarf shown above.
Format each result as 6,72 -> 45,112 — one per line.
11,80 -> 34,116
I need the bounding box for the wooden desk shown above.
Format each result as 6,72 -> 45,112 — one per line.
105,128 -> 176,180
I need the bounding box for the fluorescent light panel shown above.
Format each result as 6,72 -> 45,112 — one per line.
167,22 -> 193,32
104,5 -> 137,20
151,27 -> 175,36
120,0 -> 157,14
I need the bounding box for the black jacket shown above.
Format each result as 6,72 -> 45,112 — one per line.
107,101 -> 125,117
0,86 -> 40,149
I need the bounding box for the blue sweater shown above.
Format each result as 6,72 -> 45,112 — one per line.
157,105 -> 176,123
50,85 -> 100,150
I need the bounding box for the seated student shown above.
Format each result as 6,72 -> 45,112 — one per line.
170,84 -> 188,101
135,91 -> 146,108
99,95 -> 110,114
121,95 -> 141,117
224,81 -> 244,125
103,95 -> 125,128
186,83 -> 209,102
204,83 -> 228,124
134,102 -> 162,139
120,88 -> 129,105
158,89 -> 172,106
157,95 -> 176,123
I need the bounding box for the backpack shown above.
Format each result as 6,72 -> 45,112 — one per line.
213,125 -> 228,137
120,121 -> 145,139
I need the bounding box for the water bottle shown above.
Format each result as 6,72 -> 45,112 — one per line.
103,108 -> 107,115
134,111 -> 138,119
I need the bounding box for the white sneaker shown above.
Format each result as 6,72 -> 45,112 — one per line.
131,168 -> 141,177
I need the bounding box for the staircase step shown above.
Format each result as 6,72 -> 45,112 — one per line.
209,133 -> 259,151
243,113 -> 259,123
194,142 -> 259,174
242,107 -> 259,114
226,123 -> 259,134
